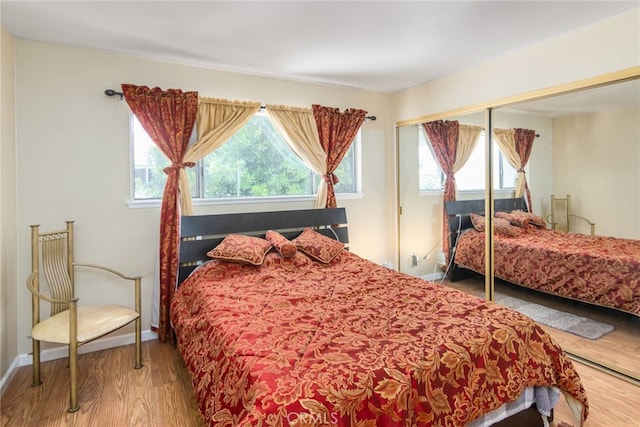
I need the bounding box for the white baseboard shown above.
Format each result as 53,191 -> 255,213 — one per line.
1,329 -> 157,396
0,357 -> 21,397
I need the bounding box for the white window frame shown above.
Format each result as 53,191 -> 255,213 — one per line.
128,113 -> 362,207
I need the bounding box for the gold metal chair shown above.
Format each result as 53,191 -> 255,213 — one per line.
27,221 -> 142,412
547,194 -> 595,235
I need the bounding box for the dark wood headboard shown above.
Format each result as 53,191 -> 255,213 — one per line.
443,197 -> 527,280
444,197 -> 527,236
178,208 -> 348,285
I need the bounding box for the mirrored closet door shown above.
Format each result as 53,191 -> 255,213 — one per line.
396,68 -> 639,382
489,77 -> 640,381
397,111 -> 486,293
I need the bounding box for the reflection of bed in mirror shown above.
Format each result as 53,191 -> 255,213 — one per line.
171,208 -> 589,427
445,198 -> 640,316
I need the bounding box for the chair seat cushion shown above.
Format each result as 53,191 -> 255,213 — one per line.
31,305 -> 139,344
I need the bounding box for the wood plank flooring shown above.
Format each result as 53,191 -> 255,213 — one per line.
1,341 -> 202,427
444,276 -> 640,379
2,340 -> 638,426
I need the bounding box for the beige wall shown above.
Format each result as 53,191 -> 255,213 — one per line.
391,8 -> 640,123
552,107 -> 640,238
12,40 -> 394,356
1,26 -> 18,381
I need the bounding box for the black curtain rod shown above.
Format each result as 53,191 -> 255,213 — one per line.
413,123 -> 540,137
104,89 -> 124,100
104,89 -> 376,120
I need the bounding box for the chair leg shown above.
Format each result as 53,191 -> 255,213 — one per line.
134,317 -> 142,369
68,342 -> 79,413
31,339 -> 42,387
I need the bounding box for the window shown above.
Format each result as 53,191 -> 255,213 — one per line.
418,127 -> 517,191
418,128 -> 444,191
131,113 -> 359,201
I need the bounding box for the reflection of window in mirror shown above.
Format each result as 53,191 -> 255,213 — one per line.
418,128 -> 516,191
418,127 -> 444,190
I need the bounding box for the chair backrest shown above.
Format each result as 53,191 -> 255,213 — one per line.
549,194 -> 596,235
549,194 -> 570,232
30,221 -> 75,316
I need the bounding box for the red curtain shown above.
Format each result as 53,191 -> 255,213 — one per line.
122,84 -> 198,342
422,120 -> 460,263
514,128 -> 536,211
312,105 -> 367,208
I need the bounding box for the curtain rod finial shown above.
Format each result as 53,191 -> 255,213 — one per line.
366,115 -> 376,121
104,89 -> 124,101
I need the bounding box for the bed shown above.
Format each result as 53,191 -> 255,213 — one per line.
170,207 -> 588,426
444,198 -> 640,317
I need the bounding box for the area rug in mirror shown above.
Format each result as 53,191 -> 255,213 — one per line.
496,295 -> 614,340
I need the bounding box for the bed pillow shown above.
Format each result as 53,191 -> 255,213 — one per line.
495,211 -> 531,230
470,213 -> 486,232
265,230 -> 297,259
510,210 -> 547,228
206,234 -> 272,265
470,213 -> 519,237
293,227 -> 344,263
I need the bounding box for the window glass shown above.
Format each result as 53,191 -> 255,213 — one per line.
501,156 -> 518,188
453,133 -> 517,191
202,115 -> 313,198
131,113 -> 359,201
418,127 -> 443,191
454,137 -> 487,191
132,118 -> 170,199
418,128 -> 516,192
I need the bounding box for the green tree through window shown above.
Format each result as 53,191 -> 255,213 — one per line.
132,113 -> 358,200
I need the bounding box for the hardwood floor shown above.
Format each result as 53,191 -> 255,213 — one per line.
444,276 -> 640,379
2,340 -> 638,426
1,341 -> 202,427
551,362 -> 640,427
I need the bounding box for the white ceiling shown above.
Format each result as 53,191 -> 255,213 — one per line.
1,1 -> 638,93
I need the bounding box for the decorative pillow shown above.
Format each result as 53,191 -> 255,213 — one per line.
293,227 -> 344,264
263,250 -> 313,271
494,218 -> 520,237
265,230 -> 297,259
510,210 -> 546,228
470,213 -> 486,232
470,213 -> 519,237
206,234 -> 272,265
495,211 -> 531,230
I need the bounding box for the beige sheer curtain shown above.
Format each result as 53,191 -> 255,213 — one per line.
453,124 -> 483,172
179,97 -> 261,214
493,128 -> 525,196
265,104 -> 327,208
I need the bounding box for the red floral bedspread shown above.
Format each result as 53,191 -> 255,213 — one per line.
171,250 -> 588,426
455,228 -> 640,316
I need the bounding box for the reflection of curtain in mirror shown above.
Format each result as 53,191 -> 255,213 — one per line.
422,120 -> 459,262
514,128 -> 536,210
265,104 -> 326,207
493,128 -> 535,210
454,125 -> 483,171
